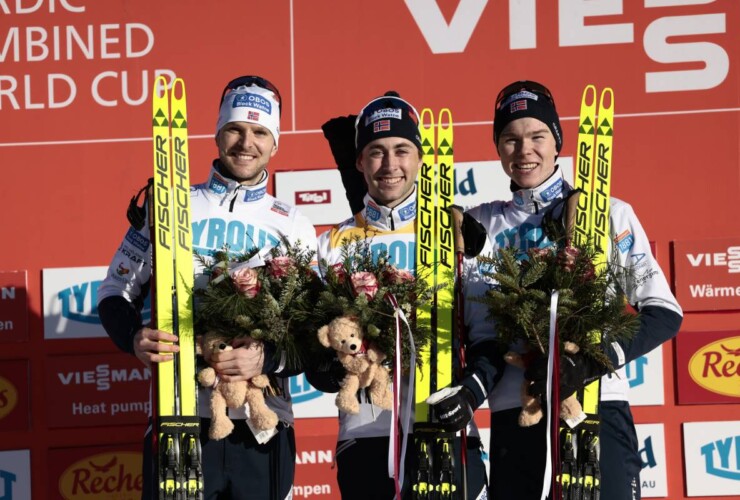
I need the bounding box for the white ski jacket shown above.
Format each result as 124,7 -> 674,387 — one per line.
316,190 -> 479,441
462,168 -> 683,413
98,164 -> 318,424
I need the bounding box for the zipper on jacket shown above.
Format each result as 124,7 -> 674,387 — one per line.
229,189 -> 239,212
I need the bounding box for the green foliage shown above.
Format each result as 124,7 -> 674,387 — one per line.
314,235 -> 437,374
193,238 -> 324,371
476,241 -> 639,371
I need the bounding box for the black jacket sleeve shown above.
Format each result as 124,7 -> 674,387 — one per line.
460,339 -> 506,409
98,295 -> 144,355
606,305 -> 683,368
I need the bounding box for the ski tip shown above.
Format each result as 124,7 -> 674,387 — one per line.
598,87 -> 614,113
172,77 -> 187,102
438,108 -> 453,131
581,85 -> 597,106
153,75 -> 169,100
420,108 -> 435,131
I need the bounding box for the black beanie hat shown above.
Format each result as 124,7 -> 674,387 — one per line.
493,81 -> 563,153
355,91 -> 421,156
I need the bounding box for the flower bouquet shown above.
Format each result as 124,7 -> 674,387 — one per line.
194,238 -> 324,371
477,241 -> 638,369
314,235 -> 436,375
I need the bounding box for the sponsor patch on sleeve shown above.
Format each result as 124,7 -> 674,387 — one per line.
271,200 -> 291,217
124,227 -> 149,252
615,230 -> 635,253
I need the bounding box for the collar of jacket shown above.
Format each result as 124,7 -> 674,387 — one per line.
509,167 -> 566,214
205,162 -> 269,205
360,188 -> 417,231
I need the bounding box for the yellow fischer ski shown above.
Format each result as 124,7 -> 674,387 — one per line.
150,76 -> 202,500
413,108 -> 457,499
560,84 -> 614,500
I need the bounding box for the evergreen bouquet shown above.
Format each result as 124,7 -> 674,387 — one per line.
194,239 -> 324,371
476,239 -> 638,371
315,235 -> 437,374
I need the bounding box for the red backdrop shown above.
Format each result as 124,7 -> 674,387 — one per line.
1,1 -> 739,498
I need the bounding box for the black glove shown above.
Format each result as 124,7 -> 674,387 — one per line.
525,351 -> 608,401
426,385 -> 476,432
321,115 -> 366,215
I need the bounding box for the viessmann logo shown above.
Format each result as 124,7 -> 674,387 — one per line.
295,190 -> 331,205
0,376 -> 18,419
688,336 -> 740,398
686,246 -> 740,274
59,452 -> 141,499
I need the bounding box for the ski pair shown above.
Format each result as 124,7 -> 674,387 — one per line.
413,109 -> 463,499
553,84 -> 615,500
150,75 -> 203,500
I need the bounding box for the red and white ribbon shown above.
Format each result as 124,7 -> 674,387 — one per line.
541,290 -> 560,500
385,293 -> 416,499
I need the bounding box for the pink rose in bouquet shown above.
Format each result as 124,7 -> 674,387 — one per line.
559,246 -> 580,272
331,263 -> 347,284
384,266 -> 415,285
230,267 -> 261,298
269,256 -> 295,278
350,271 -> 379,300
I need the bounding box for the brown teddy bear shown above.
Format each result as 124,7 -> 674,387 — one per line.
317,316 -> 393,414
197,332 -> 279,440
505,342 -> 585,428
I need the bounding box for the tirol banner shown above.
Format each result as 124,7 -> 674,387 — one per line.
673,238 -> 740,312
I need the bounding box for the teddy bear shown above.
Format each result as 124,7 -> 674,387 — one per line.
505,341 -> 586,428
317,315 -> 393,414
197,331 -> 279,440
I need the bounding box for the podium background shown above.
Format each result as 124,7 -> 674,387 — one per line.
1,1 -> 739,498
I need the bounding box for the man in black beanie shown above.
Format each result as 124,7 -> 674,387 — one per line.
428,80 -> 683,500
310,91 -> 489,499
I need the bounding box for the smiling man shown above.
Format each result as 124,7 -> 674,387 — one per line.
310,92 -> 488,499
427,80 -> 683,500
97,75 -> 317,500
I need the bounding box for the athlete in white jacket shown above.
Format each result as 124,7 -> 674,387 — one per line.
97,76 -> 317,500
429,81 -> 682,500
311,92 -> 488,499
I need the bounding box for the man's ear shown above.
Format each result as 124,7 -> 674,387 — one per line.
355,154 -> 364,173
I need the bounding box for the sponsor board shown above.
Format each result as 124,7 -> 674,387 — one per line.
676,331 -> 740,404
292,433 -> 339,499
48,445 -> 142,500
0,449 -> 31,500
626,347 -> 665,407
0,359 -> 30,432
290,373 -> 340,418
276,159 -> 574,226
43,266 -> 150,339
0,271 -> 28,342
45,353 -> 150,428
275,169 -> 352,225
683,421 -> 740,496
673,238 -> 740,312
636,423 -> 668,497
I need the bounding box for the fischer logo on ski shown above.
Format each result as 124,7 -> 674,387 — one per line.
150,75 -> 203,500
413,108 -> 458,499
555,84 -> 614,500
